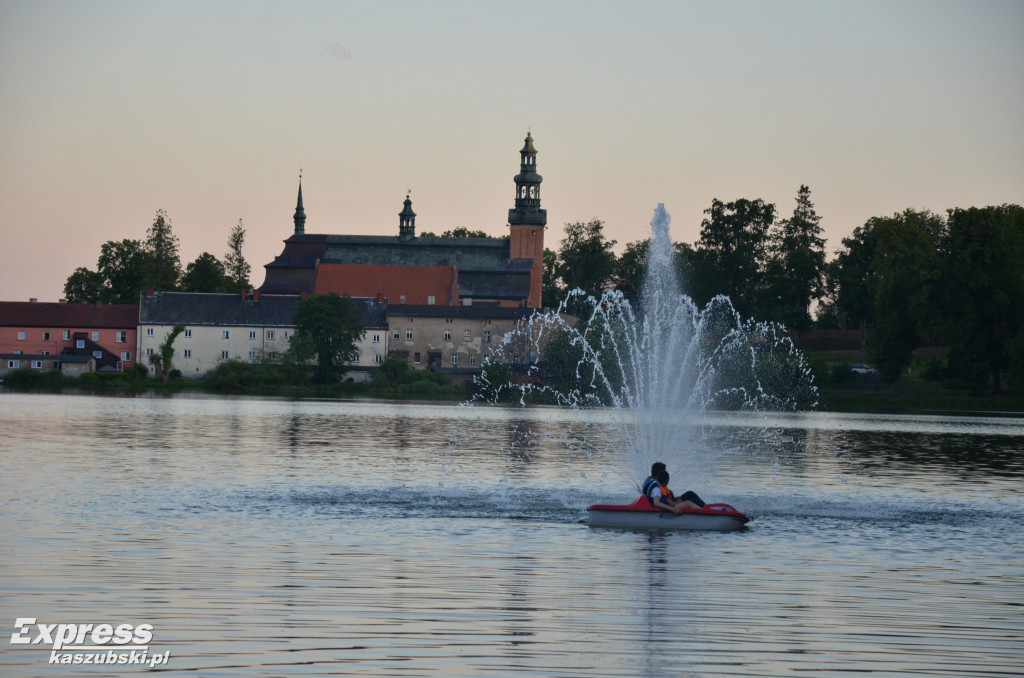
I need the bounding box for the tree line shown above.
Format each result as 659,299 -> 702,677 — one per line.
63,210 -> 252,304
544,189 -> 1024,395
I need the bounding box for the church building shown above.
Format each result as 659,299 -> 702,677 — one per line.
260,132 -> 547,308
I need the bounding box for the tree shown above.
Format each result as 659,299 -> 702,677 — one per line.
289,293 -> 365,383
181,252 -> 229,293
63,267 -> 105,303
867,210 -> 945,382
541,247 -> 560,308
223,219 -> 251,293
149,323 -> 185,384
144,209 -> 181,291
611,239 -> 649,307
938,204 -> 1024,394
555,219 -> 617,301
97,238 -> 150,304
694,198 -> 776,318
767,185 -> 827,331
419,227 -> 490,238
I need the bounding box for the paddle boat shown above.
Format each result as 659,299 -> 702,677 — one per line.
587,496 -> 750,531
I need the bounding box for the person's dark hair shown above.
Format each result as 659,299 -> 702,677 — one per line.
657,469 -> 670,484
651,462 -> 666,476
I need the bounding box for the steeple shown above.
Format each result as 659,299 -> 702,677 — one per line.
508,131 -> 546,227
399,192 -> 416,239
293,171 -> 306,235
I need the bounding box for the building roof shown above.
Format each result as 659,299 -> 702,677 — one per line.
0,301 -> 139,328
314,263 -> 458,305
387,304 -> 538,321
139,292 -> 388,329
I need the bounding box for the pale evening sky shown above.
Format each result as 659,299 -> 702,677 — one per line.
1,0 -> 1021,303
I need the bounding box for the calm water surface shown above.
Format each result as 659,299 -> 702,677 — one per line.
1,393 -> 1022,677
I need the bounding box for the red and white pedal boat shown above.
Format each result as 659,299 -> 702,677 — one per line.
587,496 -> 750,531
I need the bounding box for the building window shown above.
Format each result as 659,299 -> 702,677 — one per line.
249,351 -> 257,360
413,352 -> 421,364
93,351 -> 102,359
76,340 -> 85,348
184,349 -> 192,358
146,348 -> 154,357
8,360 -> 19,368
31,361 -> 43,369
470,355 -> 476,366
120,352 -> 130,361
249,330 -> 257,340
406,329 -> 413,340
354,353 -> 361,362
13,350 -> 22,355
185,329 -> 192,338
483,331 -> 491,343
372,334 -> 381,343
63,330 -> 70,340
451,353 -> 458,365
393,331 -> 400,340
399,295 -> 406,304
266,330 -> 275,340
221,350 -> 229,359
375,354 -> 383,363
43,331 -> 51,341
222,330 -> 230,339
17,331 -> 25,340
40,351 -> 49,356
147,328 -> 154,337
427,296 -> 435,305
444,330 -> 451,341
116,331 -> 127,343
92,331 -> 99,340
464,330 -> 472,341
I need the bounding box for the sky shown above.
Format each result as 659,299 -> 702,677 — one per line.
1,0 -> 1022,303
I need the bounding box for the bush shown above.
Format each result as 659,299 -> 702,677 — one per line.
831,363 -> 856,385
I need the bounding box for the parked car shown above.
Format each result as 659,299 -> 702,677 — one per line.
851,363 -> 879,376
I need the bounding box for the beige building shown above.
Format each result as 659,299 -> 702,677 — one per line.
385,305 -> 537,380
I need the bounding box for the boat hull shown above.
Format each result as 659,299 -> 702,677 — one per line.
587,497 -> 749,532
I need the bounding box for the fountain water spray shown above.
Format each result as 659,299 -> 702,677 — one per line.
469,204 -> 817,491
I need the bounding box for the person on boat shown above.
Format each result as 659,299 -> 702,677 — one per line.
648,470 -> 704,513
641,462 -> 667,498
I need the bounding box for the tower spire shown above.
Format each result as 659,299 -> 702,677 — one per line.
293,168 -> 306,235
508,131 -> 546,227
399,191 -> 416,239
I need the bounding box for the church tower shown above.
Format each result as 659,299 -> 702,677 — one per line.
293,175 -> 306,235
399,193 -> 416,239
508,131 -> 546,308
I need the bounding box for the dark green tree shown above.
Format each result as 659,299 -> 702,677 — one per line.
97,238 -> 149,304
223,219 -> 251,293
867,210 -> 945,382
694,198 -> 776,318
181,252 -> 230,293
63,267 -> 105,303
289,293 -> 364,383
419,227 -> 490,238
767,185 -> 827,331
611,239 -> 649,306
144,209 -> 181,291
555,218 -> 617,301
541,247 -> 560,308
938,204 -> 1024,394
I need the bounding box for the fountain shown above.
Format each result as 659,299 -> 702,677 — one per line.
468,204 -> 817,493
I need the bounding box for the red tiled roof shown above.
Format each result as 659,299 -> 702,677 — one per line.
0,301 -> 139,328
313,263 -> 458,305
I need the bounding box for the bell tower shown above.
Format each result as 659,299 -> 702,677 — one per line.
293,172 -> 306,235
399,193 -> 416,239
508,131 -> 546,308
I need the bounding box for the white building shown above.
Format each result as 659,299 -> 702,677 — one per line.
138,291 -> 388,381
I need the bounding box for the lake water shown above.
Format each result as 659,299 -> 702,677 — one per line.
1,392 -> 1022,677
